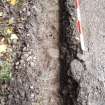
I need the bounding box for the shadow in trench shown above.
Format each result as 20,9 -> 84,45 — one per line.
59,0 -> 81,105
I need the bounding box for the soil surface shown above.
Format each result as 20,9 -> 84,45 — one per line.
0,0 -> 60,105
72,0 -> 105,105
0,0 -> 105,105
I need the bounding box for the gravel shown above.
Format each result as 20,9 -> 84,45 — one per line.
71,0 -> 105,105
1,0 -> 60,105
1,0 -> 104,105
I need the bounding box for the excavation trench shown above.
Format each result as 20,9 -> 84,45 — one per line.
59,0 -> 81,105
0,0 -> 82,105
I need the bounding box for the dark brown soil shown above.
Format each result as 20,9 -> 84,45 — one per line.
59,0 -> 81,105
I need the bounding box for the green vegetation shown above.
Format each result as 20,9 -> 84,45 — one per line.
0,61 -> 12,81
0,0 -> 21,82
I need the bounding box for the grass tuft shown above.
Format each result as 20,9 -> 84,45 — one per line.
0,61 -> 12,81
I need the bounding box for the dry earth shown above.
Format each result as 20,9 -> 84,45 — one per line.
0,0 -> 60,105
1,0 -> 105,105
72,0 -> 105,105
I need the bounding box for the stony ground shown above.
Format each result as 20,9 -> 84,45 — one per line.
0,0 -> 60,105
1,0 -> 105,105
71,0 -> 105,105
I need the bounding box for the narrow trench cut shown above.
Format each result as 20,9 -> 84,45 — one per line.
0,0 -> 82,105
59,0 -> 81,105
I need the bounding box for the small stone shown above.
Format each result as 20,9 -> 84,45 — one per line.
0,44 -> 7,53
15,65 -> 18,69
30,86 -> 34,89
31,93 -> 35,98
23,47 -> 27,51
27,11 -> 31,16
30,62 -> 34,67
24,53 -> 29,58
27,34 -> 30,36
0,12 -> 3,17
27,56 -> 32,61
16,61 -> 19,65
8,17 -> 15,24
11,77 -> 14,81
23,8 -> 26,12
33,56 -> 37,60
10,34 -> 18,40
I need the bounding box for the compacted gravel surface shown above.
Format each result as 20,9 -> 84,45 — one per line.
71,0 -> 105,105
0,0 -> 60,105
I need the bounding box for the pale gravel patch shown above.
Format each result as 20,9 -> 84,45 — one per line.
74,0 -> 105,105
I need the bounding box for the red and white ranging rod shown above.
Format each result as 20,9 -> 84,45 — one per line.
76,0 -> 86,51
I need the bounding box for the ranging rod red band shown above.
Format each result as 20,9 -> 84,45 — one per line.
76,0 -> 80,8
76,20 -> 81,33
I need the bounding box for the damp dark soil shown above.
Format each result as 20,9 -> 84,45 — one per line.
59,0 -> 82,105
